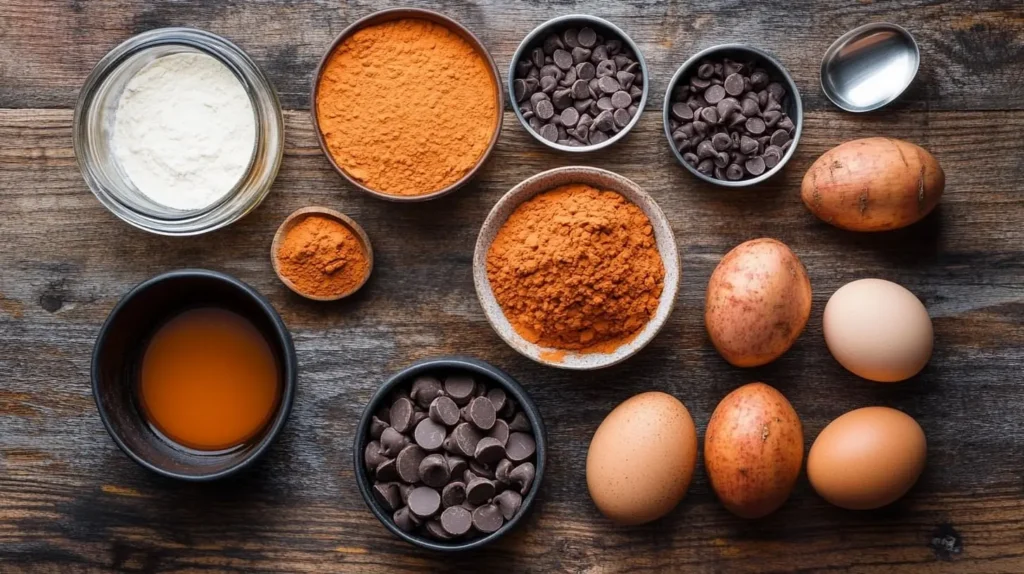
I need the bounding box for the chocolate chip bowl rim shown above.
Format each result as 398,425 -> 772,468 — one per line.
509,14 -> 650,153
663,43 -> 803,188
352,356 -> 547,552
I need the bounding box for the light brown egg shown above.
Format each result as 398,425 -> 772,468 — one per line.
823,278 -> 933,383
586,392 -> 698,525
808,406 -> 926,510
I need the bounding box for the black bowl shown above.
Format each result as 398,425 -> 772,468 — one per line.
91,269 -> 297,481
353,356 -> 547,551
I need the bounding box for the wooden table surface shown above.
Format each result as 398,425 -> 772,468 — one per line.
2,1 -> 1023,572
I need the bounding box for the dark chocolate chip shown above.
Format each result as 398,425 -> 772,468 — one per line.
374,482 -> 402,511
505,432 -> 536,463
726,164 -> 744,180
697,63 -> 715,79
697,140 -> 717,159
469,458 -> 495,479
466,477 -> 496,505
716,97 -> 742,120
575,61 -> 596,81
507,412 -> 531,432
419,453 -> 451,488
551,88 -> 573,110
745,117 -> 766,135
515,59 -> 533,78
410,410 -> 428,429
740,97 -> 760,118
539,123 -> 558,142
596,59 -> 616,78
597,75 -> 620,95
610,90 -> 631,109
593,110 -> 614,132
577,27 -> 597,48
711,132 -> 732,151
704,84 -> 726,104
559,66 -> 577,87
769,128 -> 790,147
683,152 -> 699,165
365,440 -> 388,471
390,397 -> 414,433
429,396 -> 460,426
376,457 -> 399,482
451,422 -> 483,458
767,82 -> 786,101
613,108 -> 630,128
526,66 -> 539,80
628,104 -> 638,118
563,28 -> 580,49
441,481 -> 466,508
467,396 -> 497,431
616,71 -> 635,90
590,45 -> 609,64
758,89 -> 769,108
444,375 -> 475,405
444,453 -> 467,479
509,462 -> 536,495
762,110 -> 782,128
530,47 -> 545,69
570,79 -> 591,100
396,445 -> 426,483
700,106 -> 719,125
739,135 -> 759,155
370,417 -> 388,440
697,158 -> 714,174
745,156 -> 767,175
440,505 -> 473,536
410,376 -> 443,409
539,75 -> 557,94
393,506 -> 417,532
714,166 -> 725,180
690,76 -> 711,90
495,458 -> 514,484
425,520 -> 452,540
474,437 -> 506,465
494,490 -> 523,521
408,486 -> 441,519
472,504 -> 504,534
606,39 -> 622,54
724,73 -> 745,97
553,49 -> 573,71
715,151 -> 730,168
671,102 -> 694,121
539,64 -> 562,80
560,107 -> 580,127
778,116 -> 795,133
750,70 -> 769,89
589,129 -> 608,145
543,33 -> 564,55
380,427 -> 407,457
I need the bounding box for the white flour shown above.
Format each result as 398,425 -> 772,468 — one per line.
112,52 -> 256,211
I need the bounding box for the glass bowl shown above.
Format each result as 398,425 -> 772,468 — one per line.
74,28 -> 284,236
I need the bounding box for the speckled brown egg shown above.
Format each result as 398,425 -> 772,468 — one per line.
586,392 -> 698,525
704,382 -> 804,519
808,406 -> 926,510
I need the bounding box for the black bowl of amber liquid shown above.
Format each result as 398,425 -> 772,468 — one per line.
91,269 -> 297,481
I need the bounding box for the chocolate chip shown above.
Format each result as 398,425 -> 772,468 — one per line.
466,477 -> 496,505
717,97 -> 742,120
408,486 -> 441,519
468,458 -> 495,480
530,47 -> 545,69
539,64 -> 562,81
474,437 -> 506,465
715,151 -> 730,169
573,123 -> 590,142
370,417 -> 388,440
365,440 -> 388,471
442,481 -> 466,508
590,45 -> 609,64
704,84 -> 726,104
577,26 -> 597,48
758,89 -> 769,108
745,156 -> 767,176
505,432 -> 536,463
778,116 -> 795,133
374,482 -> 402,511
698,62 -> 715,79
538,123 -> 558,142
770,128 -> 790,147
428,396 -> 460,427
419,453 -> 450,488
390,397 -> 414,433
615,71 -> 635,90
413,417 -> 446,451
494,490 -> 523,520
597,75 -> 620,95
552,88 -> 573,110
745,117 -> 766,135
469,504 -> 502,534
596,59 -> 616,78
543,33 -> 564,55
739,135 -> 759,155
629,84 -> 643,101
750,70 -> 770,89
697,158 -> 714,174
613,108 -> 630,128
425,520 -> 452,540
376,457 -> 399,482
380,427 -> 407,457
507,412 -> 531,432
691,76 -> 711,90
451,422 -> 483,458
553,49 -> 573,71
763,109 -> 782,128
539,75 -> 557,94
410,377 -> 443,409
440,505 -> 473,536
563,28 -> 580,49
393,506 -> 417,532
557,107 -> 578,128
712,132 -> 732,151
671,103 -> 694,121
714,166 -> 725,180
781,139 -> 793,152
526,66 -> 539,80
700,106 -> 719,125
723,73 -> 745,97
495,458 -> 514,484
683,152 -> 699,165
443,375 -> 475,405
697,140 -> 717,159
610,90 -> 631,109
509,462 -> 536,495
576,61 -> 596,81
515,59 -> 533,78
740,97 -> 759,118
466,396 -> 496,431
396,445 -> 426,483
726,164 -> 744,180
767,82 -> 786,101
589,129 -> 609,145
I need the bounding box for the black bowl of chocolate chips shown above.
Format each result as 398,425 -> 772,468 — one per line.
664,44 -> 803,187
354,356 -> 546,551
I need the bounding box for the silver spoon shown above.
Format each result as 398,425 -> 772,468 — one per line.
820,23 -> 920,112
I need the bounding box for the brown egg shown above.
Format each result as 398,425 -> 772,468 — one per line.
586,392 -> 698,525
823,279 -> 933,383
705,383 -> 804,519
808,407 -> 926,510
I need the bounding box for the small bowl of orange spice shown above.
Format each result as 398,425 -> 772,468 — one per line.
272,207 -> 373,301
311,9 -> 503,201
473,166 -> 681,370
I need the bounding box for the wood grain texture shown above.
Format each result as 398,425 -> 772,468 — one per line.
2,0 -> 1024,572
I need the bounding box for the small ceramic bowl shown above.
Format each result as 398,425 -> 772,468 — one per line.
92,269 -> 297,481
311,8 -> 503,202
664,44 -> 803,187
353,356 -> 546,552
509,14 -> 649,153
271,206 -> 373,301
473,166 -> 680,370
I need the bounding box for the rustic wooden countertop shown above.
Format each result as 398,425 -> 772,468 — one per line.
2,1 -> 1023,572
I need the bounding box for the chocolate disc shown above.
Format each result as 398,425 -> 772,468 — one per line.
440,506 -> 473,537
472,504 -> 504,534
407,486 -> 441,519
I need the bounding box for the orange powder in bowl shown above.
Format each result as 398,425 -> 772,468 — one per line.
315,18 -> 500,197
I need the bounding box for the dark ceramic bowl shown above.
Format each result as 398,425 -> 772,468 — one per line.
664,44 -> 803,187
353,356 -> 546,551
91,269 -> 297,481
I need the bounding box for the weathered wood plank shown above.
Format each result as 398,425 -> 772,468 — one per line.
1,0 -> 1023,111
0,102 -> 1023,572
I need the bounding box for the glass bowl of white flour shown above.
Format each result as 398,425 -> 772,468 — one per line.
74,28 -> 284,236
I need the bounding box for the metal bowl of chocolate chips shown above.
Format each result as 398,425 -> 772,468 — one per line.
664,44 -> 803,187
354,356 -> 546,552
510,15 -> 649,152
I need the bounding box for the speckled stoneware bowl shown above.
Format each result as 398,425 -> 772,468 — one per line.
473,166 -> 680,370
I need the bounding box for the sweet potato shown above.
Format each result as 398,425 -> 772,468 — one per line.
801,137 -> 944,232
704,238 -> 811,367
704,382 -> 804,519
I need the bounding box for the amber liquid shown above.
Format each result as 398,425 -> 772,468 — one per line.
138,307 -> 280,451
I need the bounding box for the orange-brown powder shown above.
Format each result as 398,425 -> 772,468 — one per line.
276,215 -> 369,298
315,18 -> 499,196
486,184 -> 665,352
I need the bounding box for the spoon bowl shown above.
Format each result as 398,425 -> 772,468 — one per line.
821,23 -> 920,113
